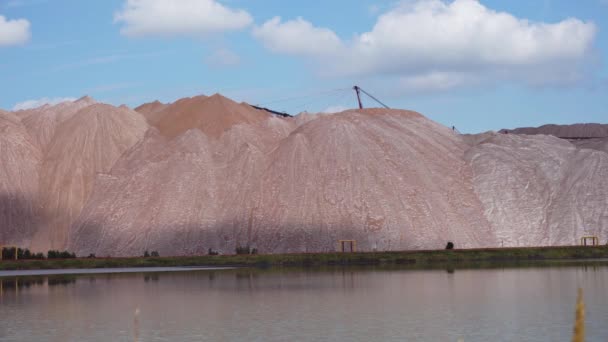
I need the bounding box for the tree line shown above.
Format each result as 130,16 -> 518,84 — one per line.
1,247 -> 77,260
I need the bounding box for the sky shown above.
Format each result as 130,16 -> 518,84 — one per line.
0,0 -> 607,133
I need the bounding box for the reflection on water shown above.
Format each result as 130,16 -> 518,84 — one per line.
0,275 -> 76,294
0,264 -> 607,342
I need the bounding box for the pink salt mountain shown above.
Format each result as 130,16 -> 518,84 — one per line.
134,100 -> 169,125
500,123 -> 608,139
27,102 -> 149,251
68,95 -> 294,256
19,96 -> 96,150
499,123 -> 608,154
2,94 -> 607,256
153,94 -> 269,139
248,109 -> 496,252
69,99 -> 496,256
0,110 -> 41,247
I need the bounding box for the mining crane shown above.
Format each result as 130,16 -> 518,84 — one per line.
353,85 -> 390,109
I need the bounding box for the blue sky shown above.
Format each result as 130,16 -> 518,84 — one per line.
1,0 -> 607,133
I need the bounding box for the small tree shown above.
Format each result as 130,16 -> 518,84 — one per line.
445,242 -> 455,250
150,251 -> 160,257
143,250 -> 150,258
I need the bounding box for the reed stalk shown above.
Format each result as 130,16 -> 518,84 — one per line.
572,288 -> 585,342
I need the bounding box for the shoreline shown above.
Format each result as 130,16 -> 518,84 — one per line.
1,245 -> 607,271
0,266 -> 235,277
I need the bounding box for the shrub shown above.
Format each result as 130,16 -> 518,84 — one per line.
445,242 -> 455,250
17,248 -> 32,259
143,250 -> 150,258
150,251 -> 160,257
47,250 -> 77,259
235,245 -> 251,255
235,245 -> 258,255
208,248 -> 219,256
87,253 -> 96,259
33,252 -> 45,259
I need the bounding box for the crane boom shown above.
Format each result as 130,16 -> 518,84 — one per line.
352,85 -> 390,109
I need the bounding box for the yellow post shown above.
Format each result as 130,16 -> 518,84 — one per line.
572,288 -> 585,342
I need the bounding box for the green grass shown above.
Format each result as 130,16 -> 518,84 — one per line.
1,245 -> 607,271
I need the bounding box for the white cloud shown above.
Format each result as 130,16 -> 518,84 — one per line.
322,105 -> 349,114
0,15 -> 31,46
253,17 -> 343,57
205,48 -> 241,67
115,0 -> 253,37
399,71 -> 482,92
253,0 -> 597,91
13,97 -> 76,111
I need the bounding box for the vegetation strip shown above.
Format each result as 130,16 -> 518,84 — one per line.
0,246 -> 607,271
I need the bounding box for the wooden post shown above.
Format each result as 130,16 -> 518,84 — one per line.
580,236 -> 599,246
338,240 -> 357,253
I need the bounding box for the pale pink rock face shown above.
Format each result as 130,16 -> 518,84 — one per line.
0,111 -> 41,247
9,101 -> 150,251
501,123 -> 608,138
20,96 -> 97,151
2,95 -> 607,256
572,138 -> 608,154
466,133 -> 608,247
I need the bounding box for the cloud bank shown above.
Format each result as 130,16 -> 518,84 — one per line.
253,0 -> 597,91
0,14 -> 30,46
115,0 -> 253,37
13,97 -> 76,111
253,17 -> 343,57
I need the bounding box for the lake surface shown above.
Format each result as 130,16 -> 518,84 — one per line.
1,263 -> 607,341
